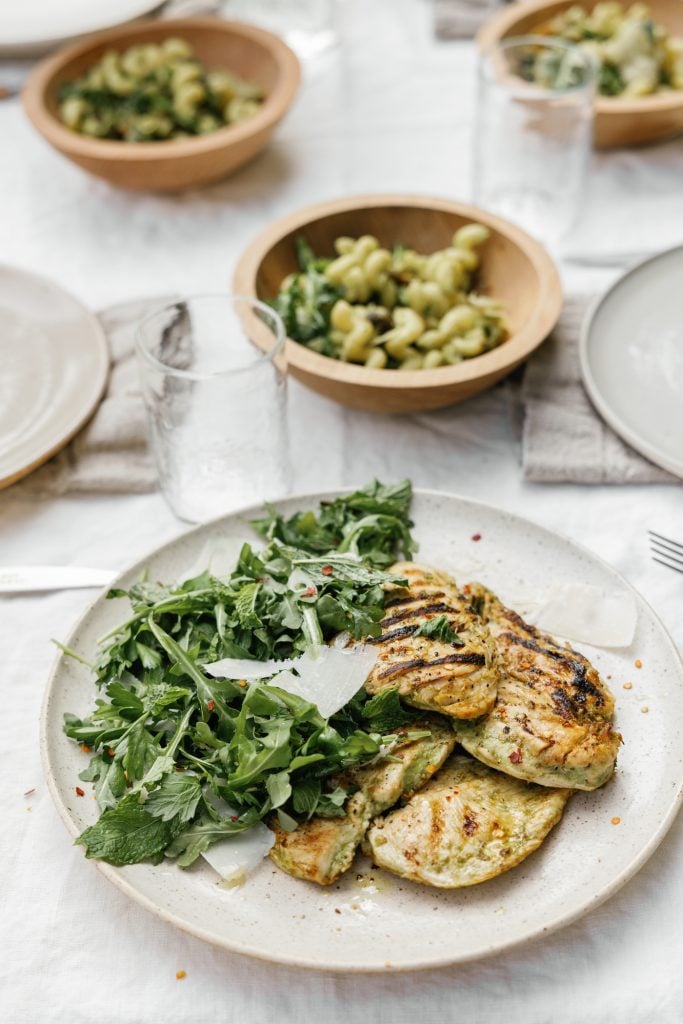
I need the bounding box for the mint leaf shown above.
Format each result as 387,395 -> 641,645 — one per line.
146,773 -> 202,823
76,795 -> 179,865
412,615 -> 463,645
315,786 -> 348,818
361,688 -> 418,732
235,582 -> 261,628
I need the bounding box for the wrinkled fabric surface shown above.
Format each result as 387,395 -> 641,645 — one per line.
1,1 -> 683,1021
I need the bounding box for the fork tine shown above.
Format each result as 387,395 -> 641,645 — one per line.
652,556 -> 683,576
651,546 -> 683,570
649,530 -> 683,555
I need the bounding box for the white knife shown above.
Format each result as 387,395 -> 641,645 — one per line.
0,566 -> 117,593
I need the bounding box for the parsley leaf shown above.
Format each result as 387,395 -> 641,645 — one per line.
361,688 -> 419,732
412,615 -> 464,645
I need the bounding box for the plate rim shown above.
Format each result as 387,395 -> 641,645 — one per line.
40,485 -> 683,972
0,264 -> 110,490
0,0 -> 161,55
579,244 -> 683,481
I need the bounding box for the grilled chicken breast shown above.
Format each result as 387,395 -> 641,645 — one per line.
269,717 -> 456,885
452,584 -> 622,791
363,562 -> 499,719
364,753 -> 570,888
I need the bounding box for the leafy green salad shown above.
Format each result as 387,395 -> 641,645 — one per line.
63,481 -> 424,869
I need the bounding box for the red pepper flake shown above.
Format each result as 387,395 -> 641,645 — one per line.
176,970 -> 186,980
239,680 -> 247,688
471,533 -> 482,542
206,700 -> 216,711
334,908 -> 341,915
508,749 -> 523,764
302,586 -> 317,598
634,659 -> 643,669
611,817 -> 621,825
321,565 -> 334,577
75,786 -> 85,797
230,815 -> 239,822
80,743 -> 91,753
107,748 -> 115,758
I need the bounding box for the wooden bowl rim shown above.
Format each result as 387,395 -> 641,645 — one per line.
21,16 -> 301,163
232,192 -> 563,392
476,0 -> 683,115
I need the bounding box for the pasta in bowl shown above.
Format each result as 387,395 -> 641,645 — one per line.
272,228 -> 508,372
477,0 -> 683,146
22,17 -> 300,191
233,194 -> 562,413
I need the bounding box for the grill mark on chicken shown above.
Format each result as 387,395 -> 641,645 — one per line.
366,625 -> 417,645
384,590 -> 445,609
375,651 -> 486,681
381,602 -> 453,627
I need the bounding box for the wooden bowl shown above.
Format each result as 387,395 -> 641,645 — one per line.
477,0 -> 683,148
22,17 -> 300,192
233,194 -> 562,414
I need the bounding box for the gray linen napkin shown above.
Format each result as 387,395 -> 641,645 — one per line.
521,294 -> 677,484
14,296 -> 172,497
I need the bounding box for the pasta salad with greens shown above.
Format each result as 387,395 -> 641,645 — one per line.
57,37 -> 265,142
272,227 -> 508,371
532,2 -> 683,97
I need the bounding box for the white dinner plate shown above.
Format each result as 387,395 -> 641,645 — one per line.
580,246 -> 683,481
0,266 -> 109,490
41,489 -> 683,972
0,0 -> 161,56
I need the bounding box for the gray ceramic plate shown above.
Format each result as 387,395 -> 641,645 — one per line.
0,265 -> 109,489
41,490 -> 683,971
580,246 -> 683,480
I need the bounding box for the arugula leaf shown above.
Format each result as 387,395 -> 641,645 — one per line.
76,795 -> 180,865
412,615 -> 464,645
165,812 -> 260,867
315,787 -> 348,818
79,754 -> 127,811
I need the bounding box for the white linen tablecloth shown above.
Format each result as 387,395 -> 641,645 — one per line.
2,2 -> 682,1021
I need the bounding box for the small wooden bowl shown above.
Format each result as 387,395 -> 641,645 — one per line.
22,17 -> 300,192
233,194 -> 562,414
477,0 -> 683,148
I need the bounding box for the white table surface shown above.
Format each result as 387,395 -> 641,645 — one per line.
2,2 -> 683,1021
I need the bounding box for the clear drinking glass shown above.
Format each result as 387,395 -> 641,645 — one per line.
222,0 -> 336,59
472,36 -> 597,248
136,295 -> 289,523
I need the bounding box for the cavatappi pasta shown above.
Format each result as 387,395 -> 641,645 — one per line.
531,2 -> 683,97
272,228 -> 507,371
57,38 -> 265,141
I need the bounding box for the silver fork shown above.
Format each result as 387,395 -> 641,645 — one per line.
649,531 -> 683,575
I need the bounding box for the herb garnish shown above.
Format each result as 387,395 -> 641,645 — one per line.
412,615 -> 463,645
63,481 -> 420,868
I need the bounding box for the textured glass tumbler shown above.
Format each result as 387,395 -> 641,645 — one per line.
223,0 -> 336,58
137,296 -> 289,523
472,36 -> 596,248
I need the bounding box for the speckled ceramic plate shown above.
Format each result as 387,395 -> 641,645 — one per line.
41,490 -> 683,972
0,265 -> 109,489
580,246 -> 683,481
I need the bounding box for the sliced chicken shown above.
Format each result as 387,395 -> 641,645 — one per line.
452,583 -> 622,790
364,753 -> 571,888
363,562 -> 499,719
269,717 -> 456,885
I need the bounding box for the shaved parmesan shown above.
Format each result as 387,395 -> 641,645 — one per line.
204,645 -> 379,718
203,656 -> 298,680
201,822 -> 275,886
178,537 -> 244,584
532,583 -> 637,648
268,645 -> 378,718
